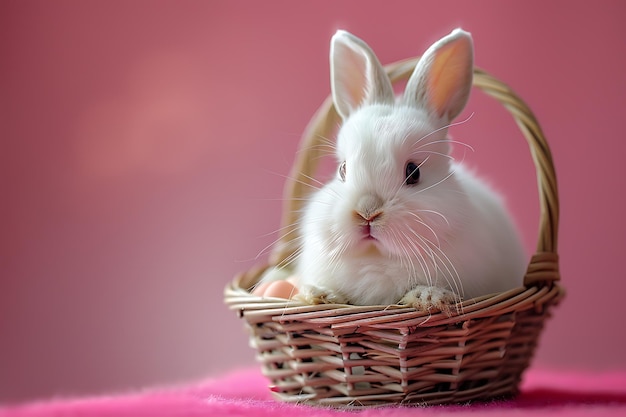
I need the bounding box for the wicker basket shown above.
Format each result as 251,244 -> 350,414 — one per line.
224,57 -> 564,408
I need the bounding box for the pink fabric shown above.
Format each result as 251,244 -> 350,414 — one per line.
2,368 -> 625,417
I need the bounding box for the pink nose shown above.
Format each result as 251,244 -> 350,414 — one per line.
354,194 -> 384,223
356,211 -> 382,223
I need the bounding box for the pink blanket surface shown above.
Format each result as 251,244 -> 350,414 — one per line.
2,368 -> 625,417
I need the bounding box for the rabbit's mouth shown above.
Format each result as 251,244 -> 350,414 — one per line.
361,224 -> 377,240
353,225 -> 385,257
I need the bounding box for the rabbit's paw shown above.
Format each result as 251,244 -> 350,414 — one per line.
399,285 -> 461,315
293,286 -> 348,305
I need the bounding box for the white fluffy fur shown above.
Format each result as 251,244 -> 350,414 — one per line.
295,29 -> 526,307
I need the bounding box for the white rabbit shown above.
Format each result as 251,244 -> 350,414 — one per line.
294,29 -> 527,311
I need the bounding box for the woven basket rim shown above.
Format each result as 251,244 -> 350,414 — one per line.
225,260 -> 564,328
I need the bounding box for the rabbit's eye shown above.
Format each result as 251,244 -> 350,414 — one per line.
405,162 -> 420,185
339,161 -> 346,182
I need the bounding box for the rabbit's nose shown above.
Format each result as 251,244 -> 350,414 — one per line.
354,194 -> 384,222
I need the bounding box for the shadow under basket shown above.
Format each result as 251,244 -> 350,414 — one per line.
224,58 -> 564,408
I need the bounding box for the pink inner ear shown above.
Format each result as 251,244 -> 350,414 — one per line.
345,53 -> 370,109
332,42 -> 371,118
426,39 -> 472,120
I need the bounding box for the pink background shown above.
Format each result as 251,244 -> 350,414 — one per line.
2,0 -> 625,405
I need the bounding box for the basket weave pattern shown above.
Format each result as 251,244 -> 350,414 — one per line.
224,58 -> 564,407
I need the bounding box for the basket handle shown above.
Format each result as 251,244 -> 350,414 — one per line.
271,58 -> 560,287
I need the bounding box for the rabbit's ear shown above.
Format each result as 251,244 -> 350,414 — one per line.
403,29 -> 473,122
330,30 -> 395,120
